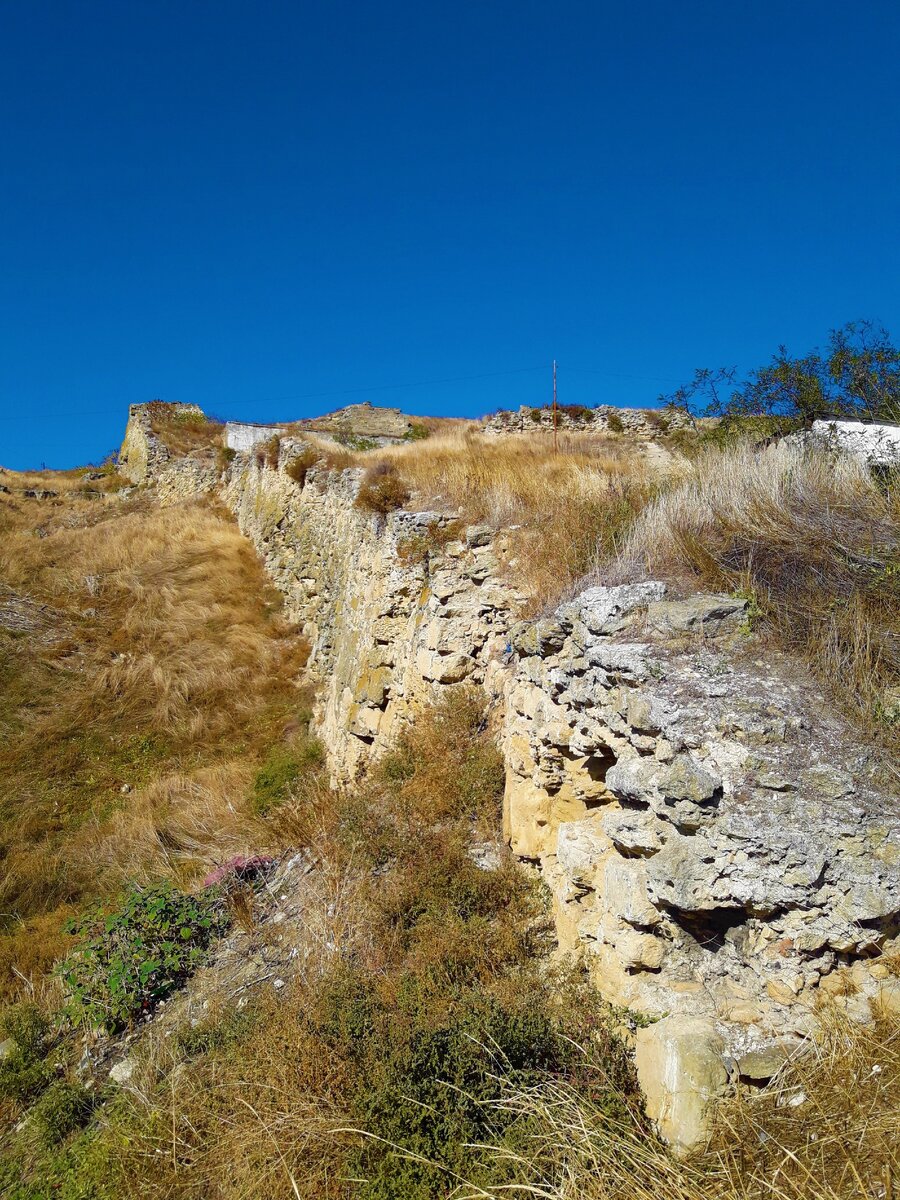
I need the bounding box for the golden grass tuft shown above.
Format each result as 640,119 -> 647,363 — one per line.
449,1006 -> 900,1200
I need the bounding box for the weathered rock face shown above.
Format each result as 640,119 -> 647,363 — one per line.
308,402 -> 412,440
803,419 -> 900,468
120,406 -> 900,1153
482,404 -> 694,437
505,583 -> 900,1150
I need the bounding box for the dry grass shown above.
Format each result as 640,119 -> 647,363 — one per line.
0,464 -> 126,494
0,490 -> 311,999
610,440 -> 900,741
146,402 -> 225,457
298,426 -> 683,609
443,1007 -> 900,1200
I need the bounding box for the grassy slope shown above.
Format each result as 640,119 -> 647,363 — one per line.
0,426 -> 898,1198
0,482 -> 311,998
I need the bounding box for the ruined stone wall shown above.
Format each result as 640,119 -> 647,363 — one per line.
504,584 -> 899,1146
482,403 -> 694,437
223,438 -> 525,780
121,408 -> 900,1151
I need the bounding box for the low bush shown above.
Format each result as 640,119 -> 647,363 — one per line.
356,464 -> 411,514
58,881 -> 230,1032
337,433 -> 379,451
251,738 -> 324,815
402,423 -> 430,441
347,991 -> 627,1200
0,1003 -> 52,1103
30,1079 -> 94,1147
606,411 -> 625,433
284,444 -> 319,486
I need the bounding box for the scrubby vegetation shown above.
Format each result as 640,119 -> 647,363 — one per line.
59,881 -> 230,1032
3,686 -> 897,1199
356,463 -> 412,514
145,401 -> 225,457
2,361 -> 898,1196
662,319 -> 900,429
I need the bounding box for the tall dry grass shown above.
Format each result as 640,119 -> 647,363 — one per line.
610,441 -> 900,741
456,1006 -> 900,1200
305,427 -> 684,609
0,491 -> 310,997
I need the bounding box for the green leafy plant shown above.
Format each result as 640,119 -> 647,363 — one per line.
251,739 -> 324,815
0,1003 -> 53,1103
336,433 -> 379,451
58,882 -> 230,1032
402,423 -> 430,441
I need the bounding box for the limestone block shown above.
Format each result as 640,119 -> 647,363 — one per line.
635,1018 -> 728,1153
561,582 -> 665,636
601,858 -> 660,927
556,816 -> 613,884
601,808 -> 665,855
616,929 -> 665,970
415,648 -> 473,683
646,594 -> 747,633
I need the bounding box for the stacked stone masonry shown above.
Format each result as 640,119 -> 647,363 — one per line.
119,404 -> 900,1152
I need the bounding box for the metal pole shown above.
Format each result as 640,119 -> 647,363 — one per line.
552,359 -> 558,453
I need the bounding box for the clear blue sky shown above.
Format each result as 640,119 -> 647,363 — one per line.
3,1 -> 899,468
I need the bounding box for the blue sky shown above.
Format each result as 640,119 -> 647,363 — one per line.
2,1 -> 899,468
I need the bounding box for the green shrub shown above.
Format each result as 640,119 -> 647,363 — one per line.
216,445 -> 236,471
336,433 -> 379,451
606,412 -> 625,433
58,882 -> 229,1032
0,1003 -> 52,1103
402,423 -> 430,441
251,739 -> 324,815
348,993 -> 608,1200
31,1080 -> 94,1146
2,1002 -> 49,1059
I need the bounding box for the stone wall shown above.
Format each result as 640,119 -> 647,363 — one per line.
118,403 -> 218,499
482,404 -> 695,437
504,583 -> 899,1146
223,438 -> 526,780
120,405 -> 900,1152
225,422 -> 287,453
